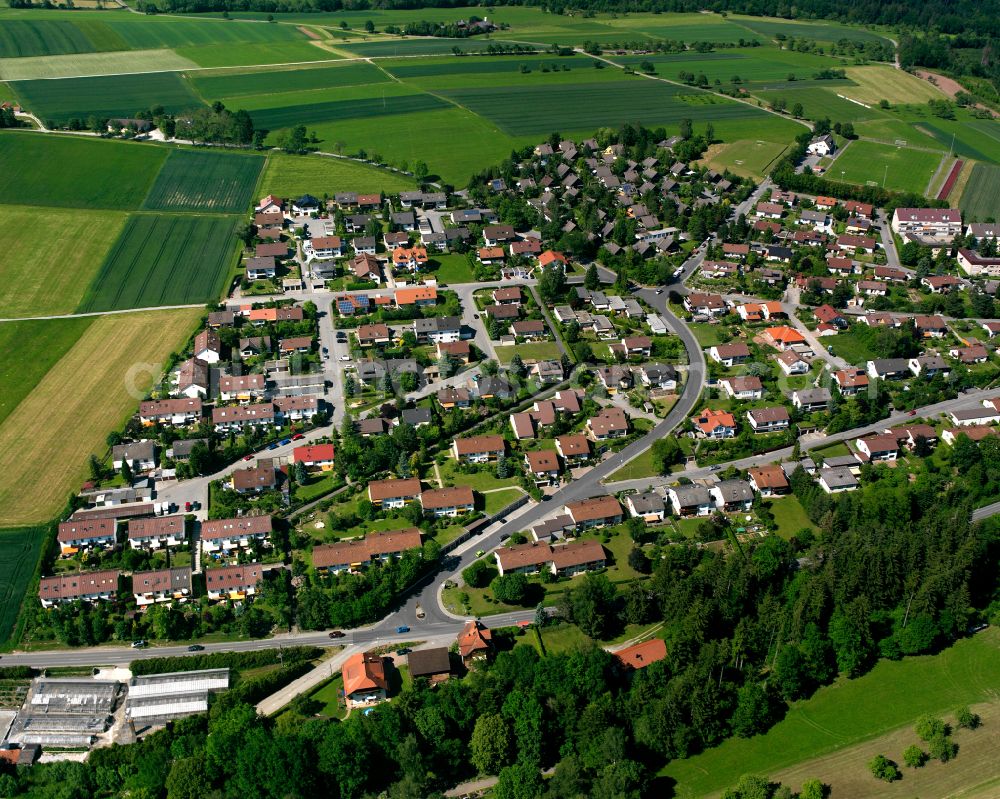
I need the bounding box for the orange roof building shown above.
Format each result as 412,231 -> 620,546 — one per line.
457,619 -> 494,664
342,652 -> 388,706
539,250 -> 568,269
614,639 -> 667,669
394,285 -> 438,306
763,325 -> 806,350
693,408 -> 736,438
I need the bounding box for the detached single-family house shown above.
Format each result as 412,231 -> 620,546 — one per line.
720,376 -> 763,400
668,484 -> 713,517
625,492 -> 666,522
524,450 -> 561,485
342,653 -> 389,708
565,495 -> 623,530
747,406 -> 790,433
709,343 -> 751,367
792,388 -> 832,412
452,435 -> 505,463
855,434 -> 899,463
710,479 -> 754,512
112,440 -> 157,472
748,465 -> 789,496
693,408 -> 736,438
556,434 -> 590,463
819,466 -> 859,493
866,358 -> 910,380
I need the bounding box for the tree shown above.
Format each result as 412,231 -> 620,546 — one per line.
868,754 -> 900,782
792,102 -> 804,118
628,547 -> 651,574
584,263 -> 600,290
165,754 -> 208,799
957,706 -> 980,730
413,161 -> 429,181
915,714 -> 948,742
651,437 -> 682,473
721,774 -> 772,799
121,461 -> 133,485
798,779 -> 826,799
493,763 -> 543,799
88,454 -> 105,482
903,744 -> 927,768
364,19 -> 375,32
565,573 -> 618,639
538,263 -> 567,303
491,573 -> 528,604
510,354 -> 527,379
731,681 -> 775,738
928,731 -> 957,762
471,713 -> 511,775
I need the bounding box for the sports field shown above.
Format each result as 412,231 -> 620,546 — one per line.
0,317 -> 94,426
142,149 -> 264,213
257,152 -> 416,197
832,140 -> 944,195
12,70 -> 202,124
959,163 -> 1000,222
0,132 -> 167,210
78,214 -> 237,312
0,526 -> 45,647
0,207 -> 127,318
702,139 -> 789,178
0,308 -> 203,525
662,627 -> 1000,798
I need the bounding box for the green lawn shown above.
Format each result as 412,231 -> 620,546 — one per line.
295,473 -> 342,503
494,341 -> 562,363
826,326 -> 876,364
307,674 -> 347,719
609,448 -> 659,482
257,151 -> 416,197
440,460 -> 520,491
689,323 -> 726,348
482,488 -> 524,516
811,441 -> 851,459
662,627 -> 1000,798
767,495 -> 816,540
429,253 -> 476,284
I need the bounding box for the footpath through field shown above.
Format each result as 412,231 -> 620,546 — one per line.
0,302 -> 206,323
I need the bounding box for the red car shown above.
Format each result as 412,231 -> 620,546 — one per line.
243,454 -> 254,461
292,433 -> 305,440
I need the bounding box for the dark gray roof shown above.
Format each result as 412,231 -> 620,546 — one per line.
408,647 -> 452,678
401,407 -> 432,425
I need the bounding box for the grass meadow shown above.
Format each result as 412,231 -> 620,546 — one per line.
959,162 -> 1000,222
831,140 -> 944,195
0,132 -> 166,209
78,214 -> 237,312
661,627 -> 1000,797
189,61 -> 385,101
257,152 -> 415,197
0,308 -> 203,525
842,65 -> 945,105
142,149 -> 264,213
702,139 -> 789,178
0,48 -> 198,81
0,207 -> 127,318
13,70 -> 202,124
0,318 -> 94,426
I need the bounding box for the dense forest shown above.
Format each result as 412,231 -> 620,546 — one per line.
4,433 -> 1000,798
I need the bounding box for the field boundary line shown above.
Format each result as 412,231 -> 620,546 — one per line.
0,303 -> 207,324
925,152 -> 952,198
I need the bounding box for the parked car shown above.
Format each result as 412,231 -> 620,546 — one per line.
243,454 -> 254,461
395,648 -> 411,656
267,442 -> 279,450
184,502 -> 192,512
279,438 -> 291,446
131,640 -> 146,649
292,433 -> 305,440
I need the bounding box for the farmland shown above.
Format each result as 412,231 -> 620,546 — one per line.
189,61 -> 386,101
959,163 -> 1000,222
257,152 -> 416,197
439,80 -> 783,138
247,90 -> 448,132
754,86 -> 886,123
0,207 -> 127,318
842,65 -> 945,105
0,48 -> 198,81
0,526 -> 46,647
0,132 -> 167,210
78,214 -> 237,312
142,149 -> 264,214
0,318 -> 94,426
728,16 -> 893,44
0,309 -> 203,526
831,140 -> 944,195
12,70 -> 202,125
662,628 -> 1000,798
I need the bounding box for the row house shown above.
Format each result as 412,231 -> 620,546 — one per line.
205,564 -> 265,601
212,403 -> 275,432
452,435 -> 505,464
368,477 -> 422,508
139,398 -> 203,427
313,528 -> 423,573
494,539 -> 607,577
57,518 -> 116,557
219,374 -> 267,403
420,486 -> 475,518
39,570 -> 121,608
565,495 -> 623,530
200,515 -> 272,554
132,567 -> 191,607
128,516 -> 185,550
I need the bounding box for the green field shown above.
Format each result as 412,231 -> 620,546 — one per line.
177,40 -> 333,68
960,162 -> 1000,222
12,70 -> 202,124
0,9 -> 311,58
494,341 -> 562,363
703,139 -> 788,178
0,318 -> 94,425
895,108 -> 1000,166
257,152 -> 415,197
754,86 -> 885,123
662,628 -> 1000,798
832,140 -> 944,195
429,253 -> 476,284
248,90 -> 447,131
0,132 -> 167,210
142,149 -> 264,213
730,16 -> 892,45
0,526 -> 46,647
768,495 -> 816,539
78,214 -> 237,312
0,207 -> 127,318
189,61 -> 385,100
612,49 -> 837,87
441,80 -> 777,138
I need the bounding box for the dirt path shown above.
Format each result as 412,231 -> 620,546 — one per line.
915,69 -> 999,118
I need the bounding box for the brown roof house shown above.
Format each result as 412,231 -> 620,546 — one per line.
312,528 -> 422,573
368,478 -> 422,508
452,435 -> 505,464
457,620 -> 494,665
39,570 -> 121,608
494,539 -> 607,577
564,495 -> 623,530
420,486 -> 475,518
407,647 -> 453,684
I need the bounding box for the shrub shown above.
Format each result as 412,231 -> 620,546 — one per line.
903,744 -> 927,768
916,714 -> 948,742
956,705 -> 981,730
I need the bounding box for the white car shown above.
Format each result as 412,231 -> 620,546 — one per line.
673,268 -> 684,277
339,355 -> 350,362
